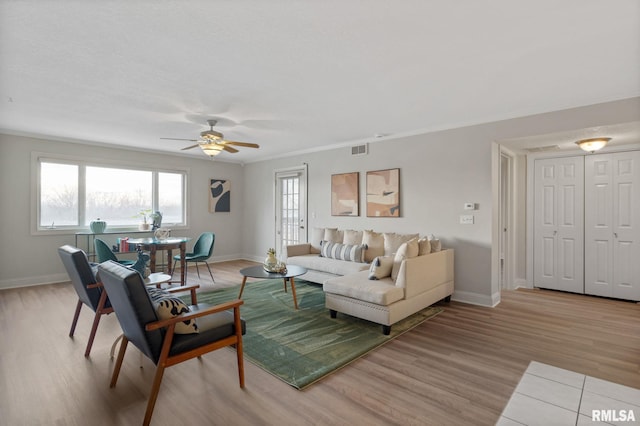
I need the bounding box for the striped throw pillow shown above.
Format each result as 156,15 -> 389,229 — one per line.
320,241 -> 367,263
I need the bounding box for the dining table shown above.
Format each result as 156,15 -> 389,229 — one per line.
127,237 -> 191,286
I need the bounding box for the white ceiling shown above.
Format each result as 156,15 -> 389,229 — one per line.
1,1 -> 639,163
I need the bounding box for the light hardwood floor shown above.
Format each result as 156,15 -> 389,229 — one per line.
1,260 -> 638,425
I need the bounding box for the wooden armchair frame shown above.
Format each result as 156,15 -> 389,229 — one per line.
99,260 -> 244,426
73,282 -> 112,356
111,299 -> 244,426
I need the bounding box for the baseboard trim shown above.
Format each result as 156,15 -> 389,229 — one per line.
1,256 -> 254,290
452,290 -> 500,307
0,273 -> 70,290
513,278 -> 528,290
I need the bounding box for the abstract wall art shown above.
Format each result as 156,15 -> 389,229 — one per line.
209,178 -> 231,213
331,172 -> 359,216
366,168 -> 400,217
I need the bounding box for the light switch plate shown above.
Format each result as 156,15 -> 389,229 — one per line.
460,214 -> 474,224
464,203 -> 475,210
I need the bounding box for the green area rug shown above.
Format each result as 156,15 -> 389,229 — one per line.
186,279 -> 442,389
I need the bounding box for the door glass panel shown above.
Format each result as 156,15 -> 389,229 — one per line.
280,176 -> 300,248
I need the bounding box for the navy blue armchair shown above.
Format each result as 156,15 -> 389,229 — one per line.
98,260 -> 245,426
58,245 -> 113,357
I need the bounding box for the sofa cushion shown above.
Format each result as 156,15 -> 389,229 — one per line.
324,270 -> 404,305
383,232 -> 419,256
323,228 -> 343,243
342,229 -> 363,245
320,241 -> 367,263
310,227 -> 325,253
429,236 -> 442,252
362,230 -> 384,262
418,237 -> 431,256
288,254 -> 369,276
368,255 -> 394,280
391,238 -> 419,281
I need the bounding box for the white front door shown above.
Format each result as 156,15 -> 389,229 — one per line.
274,166 -> 307,256
533,156 -> 584,293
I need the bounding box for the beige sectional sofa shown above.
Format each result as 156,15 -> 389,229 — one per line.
284,227 -> 454,334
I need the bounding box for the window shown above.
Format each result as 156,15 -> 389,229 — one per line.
40,162 -> 79,227
37,157 -> 186,231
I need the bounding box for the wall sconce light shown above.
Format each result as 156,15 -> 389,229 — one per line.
575,137 -> 611,153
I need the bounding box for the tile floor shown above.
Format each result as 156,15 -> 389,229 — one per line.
498,361 -> 640,425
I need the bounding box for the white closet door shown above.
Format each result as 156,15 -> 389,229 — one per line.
585,151 -> 640,301
533,157 -> 584,293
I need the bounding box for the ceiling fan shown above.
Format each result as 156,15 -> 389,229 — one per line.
160,119 -> 260,157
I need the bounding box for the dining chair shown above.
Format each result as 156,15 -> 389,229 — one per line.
172,232 -> 215,283
94,238 -> 135,266
98,260 -> 245,426
58,245 -> 113,357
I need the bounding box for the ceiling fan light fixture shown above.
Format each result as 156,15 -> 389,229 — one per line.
575,137 -> 611,153
201,143 -> 224,156
200,129 -> 224,141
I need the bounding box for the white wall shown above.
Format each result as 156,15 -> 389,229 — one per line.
242,97 -> 640,306
2,97 -> 638,301
0,134 -> 245,289
242,127 -> 494,304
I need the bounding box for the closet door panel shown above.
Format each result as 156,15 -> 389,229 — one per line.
534,161 -> 558,289
612,153 -> 640,300
585,151 -> 640,301
534,156 -> 584,293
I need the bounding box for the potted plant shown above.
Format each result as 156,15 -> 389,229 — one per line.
136,209 -> 153,231
264,248 -> 278,271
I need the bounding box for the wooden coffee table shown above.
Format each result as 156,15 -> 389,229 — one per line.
238,265 -> 307,310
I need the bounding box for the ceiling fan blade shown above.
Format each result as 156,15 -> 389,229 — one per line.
160,137 -> 199,142
222,145 -> 239,153
181,144 -> 201,151
222,140 -> 260,148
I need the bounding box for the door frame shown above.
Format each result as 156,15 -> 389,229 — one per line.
273,164 -> 308,256
499,149 -> 515,290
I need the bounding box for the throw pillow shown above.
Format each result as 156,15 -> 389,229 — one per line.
391,238 -> 419,281
309,227 -> 325,253
324,228 -> 344,243
320,241 -> 367,263
342,229 -> 363,245
428,234 -> 442,252
383,232 -> 419,256
368,256 -> 394,280
418,237 -> 431,256
362,230 -> 384,263
147,287 -> 198,334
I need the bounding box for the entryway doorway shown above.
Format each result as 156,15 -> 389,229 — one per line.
274,165 -> 308,256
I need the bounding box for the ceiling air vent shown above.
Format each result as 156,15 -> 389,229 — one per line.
351,144 -> 368,156
525,144 -> 560,153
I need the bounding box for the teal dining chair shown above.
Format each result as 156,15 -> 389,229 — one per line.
94,238 -> 135,266
172,232 -> 215,283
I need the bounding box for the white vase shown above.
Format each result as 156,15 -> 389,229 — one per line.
264,253 -> 278,270
139,223 -> 151,231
